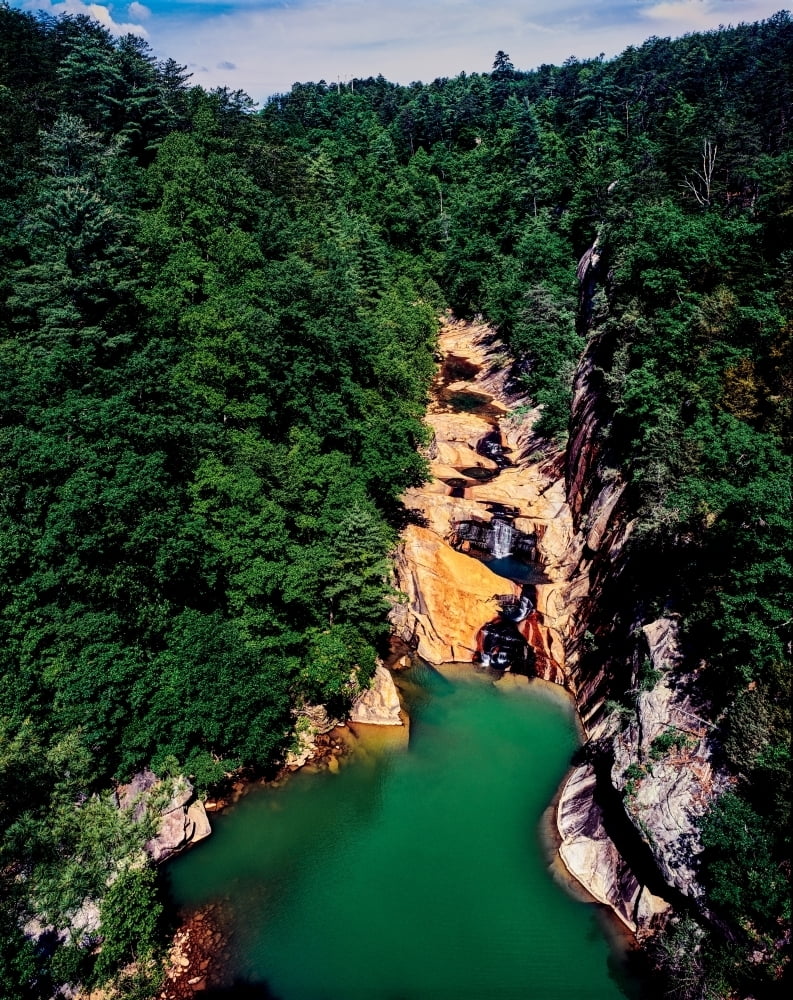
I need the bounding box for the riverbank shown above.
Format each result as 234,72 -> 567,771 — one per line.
159,312 -> 626,997
159,659 -> 409,995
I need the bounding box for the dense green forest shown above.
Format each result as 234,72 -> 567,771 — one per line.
0,3 -> 790,997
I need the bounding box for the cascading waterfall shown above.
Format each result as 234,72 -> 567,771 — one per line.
490,518 -> 514,559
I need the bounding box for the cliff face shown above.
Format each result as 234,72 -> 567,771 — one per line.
390,316 -> 571,681
552,253 -> 730,935
392,312 -> 727,938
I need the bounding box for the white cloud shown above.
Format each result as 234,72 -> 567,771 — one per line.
16,1 -> 786,99
151,0 -> 628,98
640,0 -> 717,23
20,0 -> 149,37
638,0 -> 781,29
128,2 -> 151,20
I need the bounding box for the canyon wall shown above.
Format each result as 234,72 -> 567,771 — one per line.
392,311 -> 728,938
551,254 -> 729,934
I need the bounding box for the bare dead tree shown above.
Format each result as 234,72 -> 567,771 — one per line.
682,138 -> 718,206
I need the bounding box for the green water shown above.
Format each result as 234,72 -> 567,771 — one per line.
168,664 -> 640,999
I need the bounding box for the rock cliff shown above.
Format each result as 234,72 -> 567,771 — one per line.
551,250 -> 729,934
393,310 -> 727,939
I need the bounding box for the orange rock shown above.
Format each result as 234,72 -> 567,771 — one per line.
392,524 -> 520,664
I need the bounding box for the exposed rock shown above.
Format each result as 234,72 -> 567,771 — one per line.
68,898 -> 101,942
611,619 -> 728,903
557,763 -> 643,930
395,315 -> 576,678
349,662 -> 403,725
285,703 -> 343,768
391,523 -> 520,663
584,480 -> 625,553
643,618 -> 685,672
161,903 -> 234,999
300,703 -> 340,735
117,770 -> 211,863
552,283 -> 731,931
552,468 -> 725,925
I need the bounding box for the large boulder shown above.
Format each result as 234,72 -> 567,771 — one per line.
117,770 -> 211,863
557,762 -> 651,931
349,663 -> 403,725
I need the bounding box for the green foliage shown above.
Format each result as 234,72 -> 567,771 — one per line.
507,284 -> 581,438
0,902 -> 37,1000
302,625 -> 376,704
648,728 -> 691,761
638,657 -> 662,692
0,4 -> 791,993
700,792 -> 790,928
622,761 -> 650,799
648,916 -> 709,1000
94,863 -> 162,982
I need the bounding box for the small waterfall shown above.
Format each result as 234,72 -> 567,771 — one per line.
490,518 -> 514,559
500,593 -> 533,623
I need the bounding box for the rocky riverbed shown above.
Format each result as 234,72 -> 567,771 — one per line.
390,314 -> 573,684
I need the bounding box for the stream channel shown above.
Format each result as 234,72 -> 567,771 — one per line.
166,319 -> 645,999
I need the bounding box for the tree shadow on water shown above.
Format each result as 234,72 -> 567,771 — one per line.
201,980 -> 284,999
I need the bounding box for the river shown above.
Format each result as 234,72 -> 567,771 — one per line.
167,317 -> 646,998
167,662 -> 642,999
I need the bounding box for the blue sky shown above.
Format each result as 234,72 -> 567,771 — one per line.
13,1 -> 788,102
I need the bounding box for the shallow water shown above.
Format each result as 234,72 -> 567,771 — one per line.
168,664 -> 642,1000
483,554 -> 549,584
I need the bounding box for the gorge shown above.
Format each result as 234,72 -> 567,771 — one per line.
390,313 -> 719,938
166,310 -> 706,998
1,10 -> 789,998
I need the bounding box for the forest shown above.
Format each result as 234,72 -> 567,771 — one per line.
0,3 -> 790,997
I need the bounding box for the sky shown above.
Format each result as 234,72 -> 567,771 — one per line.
12,0 -> 788,102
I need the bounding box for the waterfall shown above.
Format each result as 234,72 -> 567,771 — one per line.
491,518 -> 514,559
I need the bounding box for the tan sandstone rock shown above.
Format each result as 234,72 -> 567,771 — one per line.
349,663 -> 403,725
391,524 -> 520,663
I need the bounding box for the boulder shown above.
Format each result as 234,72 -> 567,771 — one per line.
117,770 -> 211,863
349,663 -> 403,725
557,762 -> 643,930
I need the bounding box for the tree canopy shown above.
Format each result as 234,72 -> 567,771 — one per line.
0,4 -> 790,996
